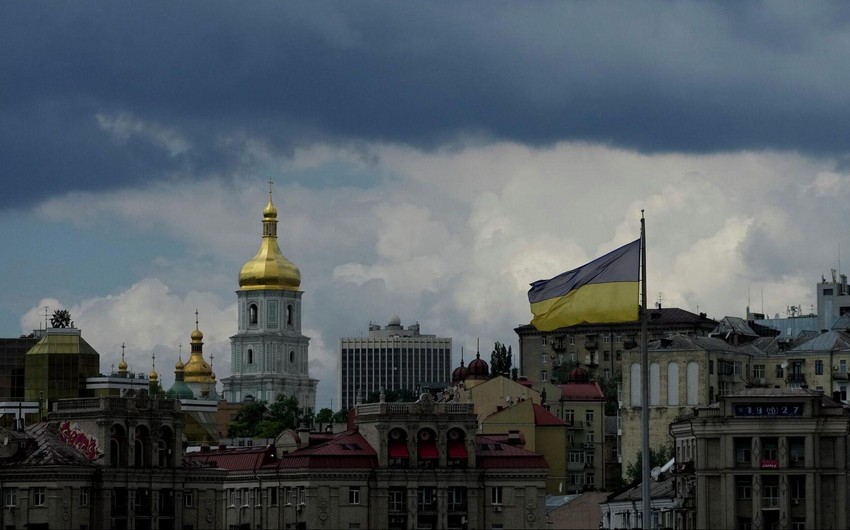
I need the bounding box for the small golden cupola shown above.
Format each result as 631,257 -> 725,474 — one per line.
183,310 -> 214,384
238,182 -> 301,291
118,342 -> 128,375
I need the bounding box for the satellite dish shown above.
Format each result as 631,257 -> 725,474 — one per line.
3,436 -> 7,446
651,466 -> 662,481
781,361 -> 789,369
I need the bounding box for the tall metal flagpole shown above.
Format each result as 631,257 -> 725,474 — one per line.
640,211 -> 651,529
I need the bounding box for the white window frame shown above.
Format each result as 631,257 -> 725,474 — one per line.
32,487 -> 46,507
491,486 -> 503,506
348,486 -> 360,505
4,488 -> 16,507
80,487 -> 89,507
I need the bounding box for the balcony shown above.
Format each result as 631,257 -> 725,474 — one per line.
760,459 -> 779,469
552,337 -> 566,352
762,496 -> 779,509
567,421 -> 585,430
833,369 -> 849,380
785,374 -> 806,385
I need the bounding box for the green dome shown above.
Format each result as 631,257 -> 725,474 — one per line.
166,379 -> 195,400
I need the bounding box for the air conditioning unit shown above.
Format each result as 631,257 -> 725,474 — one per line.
493,505 -> 503,513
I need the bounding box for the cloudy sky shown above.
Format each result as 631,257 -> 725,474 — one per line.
3,2 -> 850,409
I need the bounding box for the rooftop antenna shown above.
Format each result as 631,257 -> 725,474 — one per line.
42,306 -> 49,330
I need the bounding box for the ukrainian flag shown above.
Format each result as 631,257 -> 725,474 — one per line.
528,239 -> 640,331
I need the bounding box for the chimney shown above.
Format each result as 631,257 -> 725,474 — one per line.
507,430 -> 522,445
297,427 -> 310,448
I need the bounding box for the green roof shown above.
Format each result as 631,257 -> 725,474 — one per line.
166,380 -> 195,399
26,331 -> 100,356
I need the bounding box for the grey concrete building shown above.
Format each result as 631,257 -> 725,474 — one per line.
670,388 -> 850,530
337,317 -> 451,411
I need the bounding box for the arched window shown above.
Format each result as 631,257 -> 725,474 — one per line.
630,362 -> 641,406
247,348 -> 253,364
388,428 -> 409,468
134,425 -> 151,467
249,304 -> 258,325
686,362 -> 699,405
650,363 -> 660,405
290,351 -> 295,364
286,304 -> 293,325
446,428 -> 468,468
417,429 -> 439,468
110,424 -> 128,467
667,362 -> 680,405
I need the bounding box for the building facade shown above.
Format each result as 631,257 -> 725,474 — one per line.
337,317 -> 451,411
188,394 -> 549,530
516,307 -> 717,385
670,388 -> 850,530
222,189 -> 318,411
0,394 -> 225,530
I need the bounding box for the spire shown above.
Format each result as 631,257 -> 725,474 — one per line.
149,351 -> 158,382
118,342 -> 128,375
184,310 -> 213,384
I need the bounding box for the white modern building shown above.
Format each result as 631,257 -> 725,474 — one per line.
221,189 -> 318,411
338,317 -> 451,411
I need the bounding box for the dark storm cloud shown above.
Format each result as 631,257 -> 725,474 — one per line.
3,2 -> 850,208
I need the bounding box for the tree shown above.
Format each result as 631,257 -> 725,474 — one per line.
599,370 -> 622,416
315,408 -> 334,425
332,409 -> 349,423
227,400 -> 269,438
490,341 -> 512,377
625,443 -> 674,483
227,394 -> 306,439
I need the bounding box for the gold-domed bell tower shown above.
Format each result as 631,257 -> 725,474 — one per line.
221,182 -> 317,412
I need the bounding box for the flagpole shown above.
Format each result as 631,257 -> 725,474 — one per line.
640,210 -> 651,529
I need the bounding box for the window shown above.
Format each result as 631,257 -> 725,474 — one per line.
615,350 -> 623,361
569,452 -> 584,464
733,362 -> 742,375
541,370 -> 548,381
709,360 -> 714,374
776,364 -> 784,378
80,487 -> 90,507
298,486 -> 306,505
816,360 -> 824,375
348,487 -> 360,505
569,336 -> 576,345
586,452 -> 595,466
4,488 -> 16,507
565,410 -> 575,423
447,487 -> 466,511
735,476 -> 752,499
541,336 -> 547,346
614,334 -> 623,343
752,364 -> 765,378
542,353 -> 547,364
603,351 -> 610,361
586,472 -> 595,485
388,488 -> 405,512
603,368 -> 610,379
585,410 -> 594,423
249,304 -> 258,325
790,475 -> 805,502
247,348 -> 253,364
184,490 -> 194,508
841,360 -> 848,374
31,487 -> 46,507
603,335 -> 611,343
490,486 -> 503,505
762,477 -> 779,508
268,487 -> 278,506
418,487 -> 437,512
735,438 -> 751,467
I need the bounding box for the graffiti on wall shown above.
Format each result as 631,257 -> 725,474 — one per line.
59,421 -> 101,461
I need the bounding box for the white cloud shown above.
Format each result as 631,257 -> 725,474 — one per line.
96,112 -> 191,157
17,139 -> 850,408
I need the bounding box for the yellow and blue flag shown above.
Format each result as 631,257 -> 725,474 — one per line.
528,239 -> 640,331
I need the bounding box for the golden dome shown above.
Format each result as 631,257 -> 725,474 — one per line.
175,357 -> 185,371
184,311 -> 214,384
118,358 -> 128,371
238,188 -> 301,291
149,370 -> 158,382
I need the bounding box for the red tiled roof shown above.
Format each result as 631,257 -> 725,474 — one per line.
187,445 -> 275,471
276,430 -> 378,470
532,404 -> 566,426
475,434 -> 548,469
559,382 -> 605,401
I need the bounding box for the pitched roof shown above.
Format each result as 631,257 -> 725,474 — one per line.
532,404 -> 566,426
1,422 -> 96,467
558,382 -> 605,401
791,330 -> 850,352
276,430 -> 377,469
475,434 -> 548,469
187,445 -> 276,471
